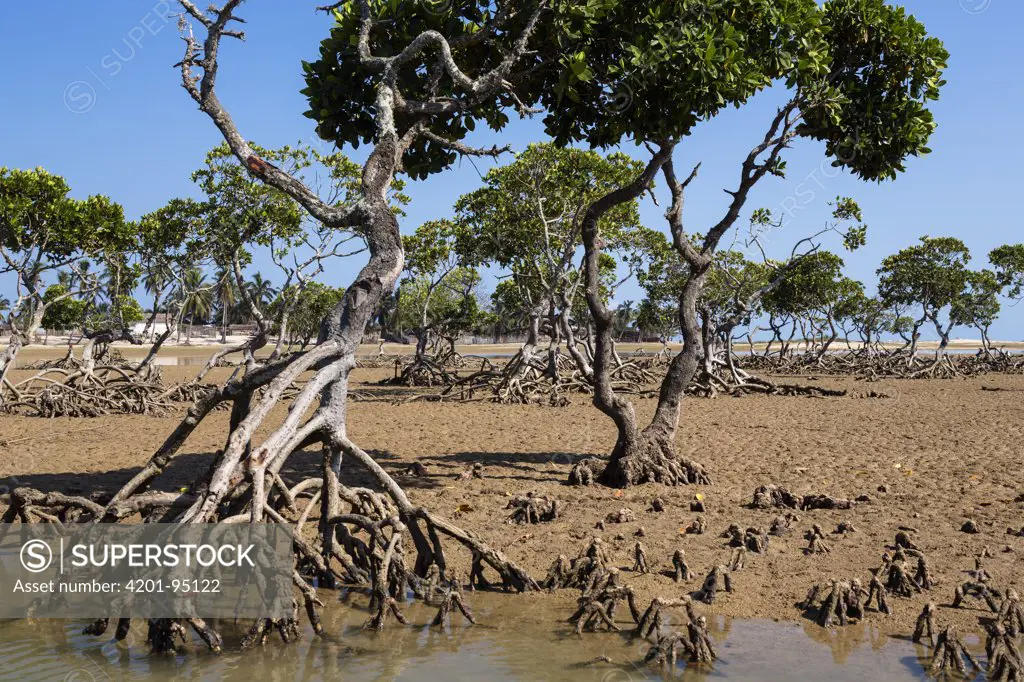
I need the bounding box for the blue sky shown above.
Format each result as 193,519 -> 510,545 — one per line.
1,1 -> 1022,339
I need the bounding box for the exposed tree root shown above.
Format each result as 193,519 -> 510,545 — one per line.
672,549 -> 692,582
568,458 -> 601,486
953,579 -> 1002,612
913,602 -> 938,646
928,627 -> 981,678
606,508 -> 635,524
999,589 -> 1024,636
568,569 -> 640,634
455,462 -> 485,480
430,579 -> 476,628
751,484 -> 856,511
685,516 -> 708,535
723,523 -> 770,553
643,617 -> 717,668
541,538 -> 612,591
596,430 -> 713,488
740,349 -> 1024,381
3,365 -> 173,417
769,512 -> 799,536
632,541 -> 650,573
986,622 -> 1024,681
881,549 -> 922,597
805,524 -> 831,554
695,565 -> 732,604
384,351 -> 462,388
506,493 -> 561,525
866,574 -> 892,615
802,579 -> 866,627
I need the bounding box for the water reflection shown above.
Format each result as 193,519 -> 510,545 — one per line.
0,591 -> 949,682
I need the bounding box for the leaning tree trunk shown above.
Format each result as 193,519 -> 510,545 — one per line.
269,310 -> 290,361
0,306 -> 44,399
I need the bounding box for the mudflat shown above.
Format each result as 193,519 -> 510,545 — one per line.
2,346 -> 1022,636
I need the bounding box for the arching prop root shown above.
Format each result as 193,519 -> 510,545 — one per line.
802,579 -> 866,627
638,597 -> 716,668
2,370 -> 539,650
541,537 -> 611,591
383,352 -> 462,388
928,627 -> 981,678
986,622 -> 1024,681
913,602 -> 938,646
568,569 -> 640,634
671,549 -> 692,582
505,493 -> 561,524
879,548 -> 924,598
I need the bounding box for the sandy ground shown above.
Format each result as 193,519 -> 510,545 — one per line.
2,345 -> 1024,639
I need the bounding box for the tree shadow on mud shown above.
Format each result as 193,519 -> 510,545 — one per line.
3,447 -> 449,500
417,451 -> 604,484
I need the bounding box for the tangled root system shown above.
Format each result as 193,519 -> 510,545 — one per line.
928,627 -> 981,678
803,579 -> 866,627
541,538 -> 612,591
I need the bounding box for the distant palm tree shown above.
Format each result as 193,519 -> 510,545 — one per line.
246,272 -> 278,314
73,260 -> 96,305
177,268 -> 212,344
214,266 -> 238,342
143,261 -> 173,297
